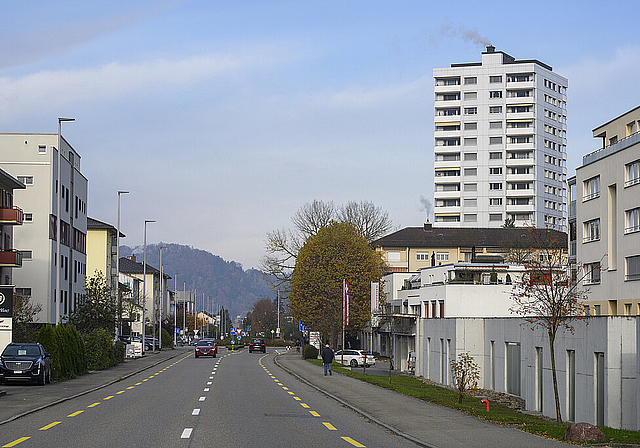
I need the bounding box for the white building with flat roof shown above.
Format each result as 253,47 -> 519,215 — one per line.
0,133 -> 88,324
433,46 -> 568,230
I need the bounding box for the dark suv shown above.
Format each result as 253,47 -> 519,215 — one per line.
248,338 -> 266,353
0,342 -> 51,385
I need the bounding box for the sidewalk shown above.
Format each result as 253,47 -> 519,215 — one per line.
275,351 -> 568,448
0,347 -> 190,425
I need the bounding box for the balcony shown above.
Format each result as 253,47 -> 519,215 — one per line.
0,206 -> 24,225
0,250 -> 22,267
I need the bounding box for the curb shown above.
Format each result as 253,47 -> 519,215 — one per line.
0,350 -> 186,426
273,353 -> 438,448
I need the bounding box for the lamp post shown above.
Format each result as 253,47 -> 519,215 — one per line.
142,219 -> 155,353
156,246 -> 166,351
115,190 -> 129,338
55,117 -> 74,325
173,273 -> 178,347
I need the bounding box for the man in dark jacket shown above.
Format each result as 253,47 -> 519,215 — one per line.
321,344 -> 334,376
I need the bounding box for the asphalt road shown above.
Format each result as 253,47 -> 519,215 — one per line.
0,348 -> 413,448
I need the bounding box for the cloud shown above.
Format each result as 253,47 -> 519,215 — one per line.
0,49 -> 286,118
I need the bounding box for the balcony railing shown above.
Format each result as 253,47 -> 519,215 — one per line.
0,250 -> 22,267
0,206 -> 24,225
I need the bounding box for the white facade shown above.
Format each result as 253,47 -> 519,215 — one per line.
415,316 -> 640,430
576,106 -> 640,316
0,133 -> 88,324
433,46 -> 568,230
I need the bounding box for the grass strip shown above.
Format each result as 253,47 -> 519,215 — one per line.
307,359 -> 640,445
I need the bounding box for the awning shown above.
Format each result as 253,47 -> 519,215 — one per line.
435,121 -> 461,126
506,118 -> 534,123
508,103 -> 534,107
434,213 -> 460,217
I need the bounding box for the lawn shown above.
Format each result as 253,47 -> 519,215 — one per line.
307,359 -> 640,445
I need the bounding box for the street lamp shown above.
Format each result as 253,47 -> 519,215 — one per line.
55,117 -> 74,325
173,273 -> 178,347
115,190 -> 129,338
156,246 -> 167,351
142,219 -> 155,353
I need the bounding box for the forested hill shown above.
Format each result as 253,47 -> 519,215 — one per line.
119,243 -> 274,319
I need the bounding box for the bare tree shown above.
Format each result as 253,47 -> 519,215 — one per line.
509,228 -> 593,422
337,200 -> 393,242
261,199 -> 392,289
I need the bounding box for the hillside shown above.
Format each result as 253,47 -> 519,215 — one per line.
119,243 -> 275,319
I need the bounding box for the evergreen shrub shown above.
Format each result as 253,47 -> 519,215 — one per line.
302,344 -> 318,359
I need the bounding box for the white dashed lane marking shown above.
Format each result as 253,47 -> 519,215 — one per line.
181,428 -> 193,439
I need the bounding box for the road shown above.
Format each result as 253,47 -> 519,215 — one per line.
0,348 -> 413,448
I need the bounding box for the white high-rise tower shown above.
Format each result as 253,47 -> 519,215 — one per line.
433,46 -> 568,230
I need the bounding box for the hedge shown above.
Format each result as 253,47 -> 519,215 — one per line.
37,324 -> 86,380
302,344 -> 318,360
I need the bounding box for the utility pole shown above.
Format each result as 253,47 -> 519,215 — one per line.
173,273 -> 178,347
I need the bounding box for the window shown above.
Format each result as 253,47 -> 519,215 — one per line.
464,138 -> 477,146
436,108 -> 460,116
464,107 -> 477,115
583,176 -> 600,201
506,342 -> 521,396
464,77 -> 477,85
509,166 -> 530,175
21,250 -> 32,260
417,252 -> 429,261
464,122 -> 477,130
436,252 -> 449,262
508,73 -> 533,82
387,252 -> 401,262
625,207 -> 640,234
38,145 -> 46,154
489,91 -> 502,99
436,199 -> 460,207
489,75 -> 502,83
626,255 -> 640,281
464,198 -> 477,207
435,78 -> 460,86
627,121 -> 637,136
489,106 -> 502,114
489,121 -> 502,129
464,214 -> 477,222
584,262 -> 601,284
583,219 -> 600,242
489,136 -> 502,145
435,153 -> 460,161
625,160 -> 640,187
463,183 -> 477,191
489,152 -> 502,159
24,213 -> 33,222
489,198 -> 502,206
436,124 -> 460,131
509,135 -> 532,144
435,215 -> 460,222
490,167 -> 502,175
464,152 -> 477,161
464,168 -> 477,176
17,176 -> 33,185
435,183 -> 460,192
15,288 -> 31,297
489,213 -> 502,221
490,182 -> 502,190
464,92 -> 477,100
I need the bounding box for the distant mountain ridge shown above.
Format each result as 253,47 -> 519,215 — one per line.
119,243 -> 275,319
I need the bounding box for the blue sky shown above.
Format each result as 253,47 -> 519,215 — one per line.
2,0 -> 639,269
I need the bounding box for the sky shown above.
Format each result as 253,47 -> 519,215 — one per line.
2,0 -> 639,270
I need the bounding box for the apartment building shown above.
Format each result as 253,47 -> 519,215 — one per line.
433,46 -> 568,230
119,255 -> 171,326
86,217 -> 121,297
0,133 -> 88,324
576,105 -> 640,316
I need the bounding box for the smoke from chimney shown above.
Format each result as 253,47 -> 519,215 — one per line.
435,22 -> 491,47
420,196 -> 433,222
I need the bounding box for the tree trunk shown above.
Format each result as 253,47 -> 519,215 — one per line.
549,330 -> 562,422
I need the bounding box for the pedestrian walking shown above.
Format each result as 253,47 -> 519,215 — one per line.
321,344 -> 334,376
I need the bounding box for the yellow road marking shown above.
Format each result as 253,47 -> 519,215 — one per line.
126,386 -> 135,389
2,437 -> 30,447
104,395 -> 114,400
277,382 -> 283,386
300,403 -> 310,408
87,402 -> 101,408
341,437 -> 366,447
135,382 -> 142,385
142,379 -> 149,382
287,391 -> 295,395
38,421 -> 61,431
282,387 -> 289,390
309,411 -> 320,417
293,397 -> 301,401
67,410 -> 84,417
322,422 -> 337,431
148,376 -> 154,379
116,390 -> 125,394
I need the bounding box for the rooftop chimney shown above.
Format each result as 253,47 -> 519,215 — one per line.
424,221 -> 433,232
486,44 -> 495,53
130,254 -> 136,262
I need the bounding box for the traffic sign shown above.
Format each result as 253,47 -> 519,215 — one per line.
230,328 -> 236,335
231,340 -> 235,345
237,335 -> 241,340
176,328 -> 180,334
299,321 -> 311,332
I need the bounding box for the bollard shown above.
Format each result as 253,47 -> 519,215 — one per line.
481,398 -> 490,412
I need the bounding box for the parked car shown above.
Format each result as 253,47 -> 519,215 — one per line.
334,350 -> 375,368
130,336 -> 153,352
117,335 -> 132,344
195,339 -> 218,358
0,342 -> 51,385
248,338 -> 266,353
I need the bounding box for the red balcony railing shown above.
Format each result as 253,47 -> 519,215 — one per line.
0,250 -> 22,267
0,206 -> 24,225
